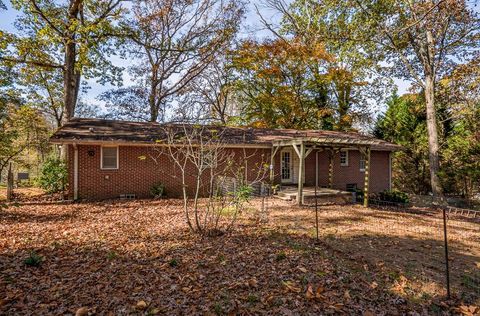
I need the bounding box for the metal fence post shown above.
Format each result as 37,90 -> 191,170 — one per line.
442,207 -> 451,298
315,150 -> 319,241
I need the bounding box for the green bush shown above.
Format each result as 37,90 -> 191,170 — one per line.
37,157 -> 67,194
378,190 -> 410,204
233,184 -> 253,203
24,251 -> 43,267
150,182 -> 166,198
353,188 -> 364,202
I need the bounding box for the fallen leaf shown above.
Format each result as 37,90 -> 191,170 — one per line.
370,282 -> 378,289
316,286 -> 324,299
457,305 -> 479,316
248,277 -> 258,288
282,281 -> 301,293
75,307 -> 88,316
136,300 -> 147,310
305,285 -> 314,299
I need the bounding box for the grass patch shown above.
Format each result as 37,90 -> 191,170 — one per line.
24,251 -> 43,267
275,251 -> 287,261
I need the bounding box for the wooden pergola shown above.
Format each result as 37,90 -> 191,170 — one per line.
269,137 -> 391,207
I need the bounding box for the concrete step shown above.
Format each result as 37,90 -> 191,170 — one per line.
275,191 -> 297,200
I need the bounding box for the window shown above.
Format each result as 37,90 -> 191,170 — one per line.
101,146 -> 118,169
281,151 -> 291,180
340,150 -> 348,166
359,153 -> 366,172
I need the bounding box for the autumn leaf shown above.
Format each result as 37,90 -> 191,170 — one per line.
75,307 -> 88,316
456,305 -> 479,316
297,266 -> 307,273
344,290 -> 351,301
248,277 -> 258,288
305,285 -> 314,300
136,300 -> 147,310
282,280 -> 301,293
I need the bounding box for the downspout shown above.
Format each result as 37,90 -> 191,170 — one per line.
388,152 -> 392,191
73,144 -> 78,201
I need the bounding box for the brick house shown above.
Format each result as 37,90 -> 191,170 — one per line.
50,118 -> 401,204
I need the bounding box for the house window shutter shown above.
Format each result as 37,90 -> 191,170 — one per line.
101,146 -> 118,169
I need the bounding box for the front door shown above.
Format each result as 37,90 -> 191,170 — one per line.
281,150 -> 293,183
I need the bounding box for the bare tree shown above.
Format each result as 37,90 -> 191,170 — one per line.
175,56 -> 239,124
110,0 -> 245,122
154,125 -> 269,235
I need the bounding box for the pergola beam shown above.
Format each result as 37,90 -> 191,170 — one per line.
270,138 -> 378,207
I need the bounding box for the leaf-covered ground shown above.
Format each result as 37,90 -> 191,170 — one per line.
0,198 -> 479,315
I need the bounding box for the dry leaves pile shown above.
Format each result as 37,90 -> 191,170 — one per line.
0,199 -> 478,315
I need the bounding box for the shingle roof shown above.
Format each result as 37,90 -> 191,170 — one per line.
50,118 -> 401,151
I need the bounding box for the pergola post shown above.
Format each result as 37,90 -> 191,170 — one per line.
363,147 -> 371,207
328,149 -> 334,189
296,142 -> 305,206
73,144 -> 79,201
270,146 -> 280,185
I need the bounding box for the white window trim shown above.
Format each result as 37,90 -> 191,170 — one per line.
100,146 -> 119,170
280,149 -> 293,183
340,149 -> 349,167
359,153 -> 366,172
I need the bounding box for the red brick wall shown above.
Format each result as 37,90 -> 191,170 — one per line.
67,145 -> 391,200
275,149 -> 391,193
68,145 -> 272,200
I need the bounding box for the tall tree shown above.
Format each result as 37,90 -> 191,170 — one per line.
260,0 -> 387,130
0,0 -> 125,123
267,0 -> 480,197
353,0 -> 479,197
374,93 -> 431,194
231,38 -> 335,129
175,56 -> 239,124
20,68 -> 64,127
436,58 -> 480,197
103,0 -> 245,122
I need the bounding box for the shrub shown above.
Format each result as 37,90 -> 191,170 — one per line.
378,190 -> 410,204
24,251 -> 43,267
106,251 -> 117,260
234,185 -> 254,203
353,188 -> 364,202
37,156 -> 67,194
276,251 -> 287,261
150,182 -> 165,198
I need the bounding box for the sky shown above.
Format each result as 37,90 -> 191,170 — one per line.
0,0 -> 410,114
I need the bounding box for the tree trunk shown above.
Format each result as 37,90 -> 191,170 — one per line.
7,163 -> 13,202
63,0 -> 82,123
63,39 -> 78,122
149,65 -> 159,122
424,74 -> 443,198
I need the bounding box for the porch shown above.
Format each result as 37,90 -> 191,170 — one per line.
275,186 -> 354,205
268,135 -> 396,207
